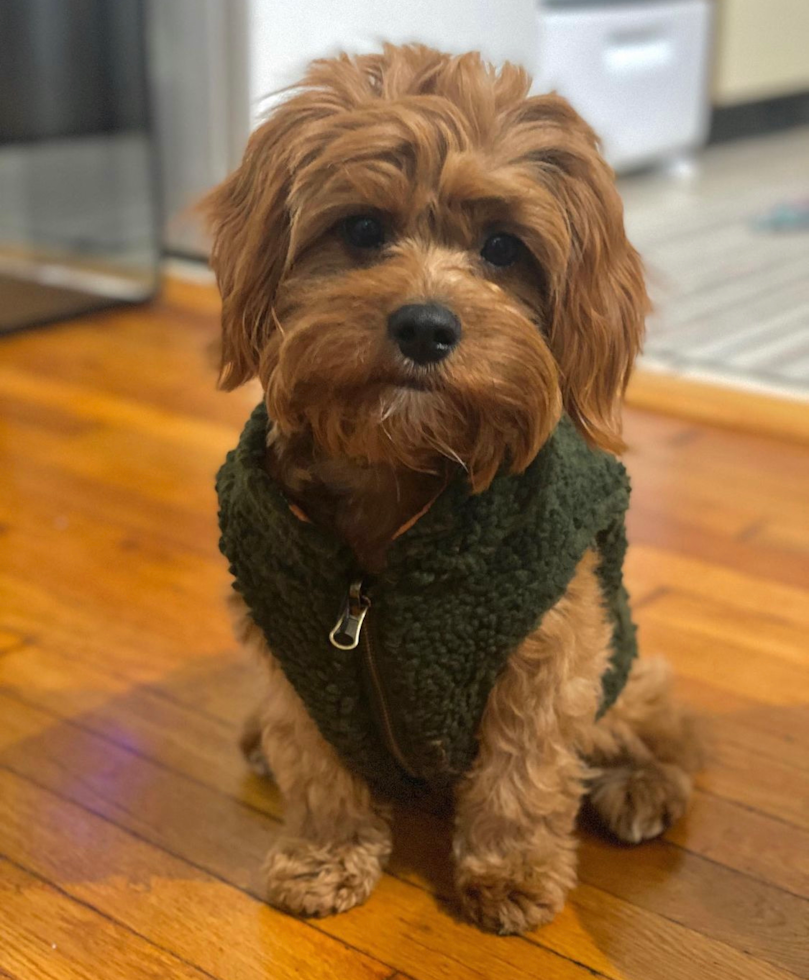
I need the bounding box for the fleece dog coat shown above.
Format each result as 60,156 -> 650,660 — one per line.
217,404 -> 637,798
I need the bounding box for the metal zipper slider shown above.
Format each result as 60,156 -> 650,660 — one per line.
329,578 -> 371,650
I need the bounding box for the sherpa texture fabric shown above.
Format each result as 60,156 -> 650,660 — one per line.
217,404 -> 637,798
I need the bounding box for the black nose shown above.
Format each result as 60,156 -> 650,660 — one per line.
387,303 -> 461,365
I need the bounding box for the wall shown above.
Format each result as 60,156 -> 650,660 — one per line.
713,0 -> 809,105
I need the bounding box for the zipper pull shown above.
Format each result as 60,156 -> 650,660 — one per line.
329,579 -> 371,650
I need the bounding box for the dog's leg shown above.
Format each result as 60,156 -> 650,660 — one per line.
257,662 -> 392,917
584,657 -> 701,843
230,596 -> 392,917
453,551 -> 610,934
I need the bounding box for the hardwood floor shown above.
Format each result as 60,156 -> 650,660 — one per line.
1,279 -> 807,980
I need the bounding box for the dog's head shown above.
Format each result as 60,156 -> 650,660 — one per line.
205,44 -> 647,490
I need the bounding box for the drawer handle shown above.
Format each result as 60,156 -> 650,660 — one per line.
605,30 -> 673,72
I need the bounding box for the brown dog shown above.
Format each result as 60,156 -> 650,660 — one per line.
205,44 -> 700,934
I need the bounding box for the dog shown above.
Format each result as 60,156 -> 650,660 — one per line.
205,43 -> 700,935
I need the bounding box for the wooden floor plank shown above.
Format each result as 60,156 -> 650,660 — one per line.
578,836 -> 808,978
667,792 -> 809,897
635,618 -> 809,706
697,740 -> 809,831
675,678 -> 809,768
625,545 -> 809,629
628,506 -> 809,590
0,645 -> 279,818
640,589 -> 808,668
544,885 -> 799,980
0,858 -> 216,980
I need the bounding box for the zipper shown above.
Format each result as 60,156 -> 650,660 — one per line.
328,579 -> 370,650
329,577 -> 417,778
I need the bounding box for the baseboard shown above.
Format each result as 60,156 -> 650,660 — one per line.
626,367 -> 809,445
710,90 -> 809,144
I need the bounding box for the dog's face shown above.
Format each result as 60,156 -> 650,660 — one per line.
206,45 -> 647,490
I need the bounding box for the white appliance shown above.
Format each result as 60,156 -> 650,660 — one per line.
535,0 -> 713,171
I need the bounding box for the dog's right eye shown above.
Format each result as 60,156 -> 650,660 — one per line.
342,215 -> 385,250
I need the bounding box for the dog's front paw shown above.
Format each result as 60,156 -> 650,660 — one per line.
588,761 -> 691,844
264,834 -> 387,917
455,852 -> 574,934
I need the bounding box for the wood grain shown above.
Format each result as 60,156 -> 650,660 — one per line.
1,277 -> 808,980
0,769 -> 391,980
0,859 -> 214,980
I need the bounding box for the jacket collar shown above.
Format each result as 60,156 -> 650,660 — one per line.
225,402 -> 570,574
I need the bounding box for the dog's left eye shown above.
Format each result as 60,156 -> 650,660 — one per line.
342,215 -> 385,250
480,233 -> 523,268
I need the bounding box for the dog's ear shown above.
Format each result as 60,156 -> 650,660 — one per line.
202,51 -> 393,390
519,96 -> 649,454
201,99 -> 306,390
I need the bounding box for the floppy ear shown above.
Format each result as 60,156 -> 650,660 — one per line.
550,177 -> 647,455
201,98 -> 308,390
521,96 -> 649,453
202,50 -> 394,390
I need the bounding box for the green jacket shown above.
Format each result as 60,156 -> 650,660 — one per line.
217,404 -> 637,798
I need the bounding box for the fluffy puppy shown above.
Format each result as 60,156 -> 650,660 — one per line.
206,43 -> 700,934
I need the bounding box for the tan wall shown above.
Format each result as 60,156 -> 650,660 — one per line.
713,0 -> 809,105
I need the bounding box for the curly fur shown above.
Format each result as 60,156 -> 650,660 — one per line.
204,43 -> 696,933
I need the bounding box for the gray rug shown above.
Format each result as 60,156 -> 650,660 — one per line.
620,127 -> 809,399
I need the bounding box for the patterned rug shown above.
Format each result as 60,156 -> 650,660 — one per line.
620,127 -> 809,400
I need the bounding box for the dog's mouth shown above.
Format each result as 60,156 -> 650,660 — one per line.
374,367 -> 444,393
395,377 -> 432,391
